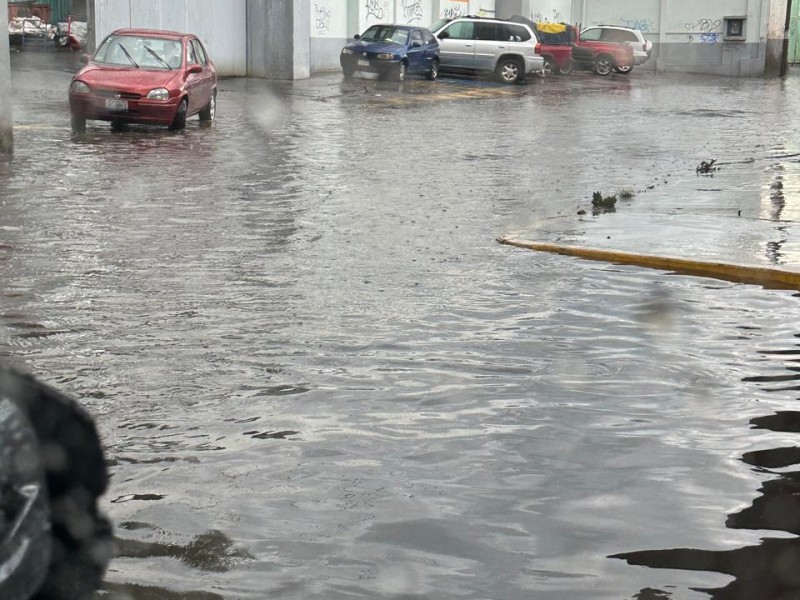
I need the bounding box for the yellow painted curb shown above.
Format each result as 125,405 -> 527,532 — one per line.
497,236 -> 800,291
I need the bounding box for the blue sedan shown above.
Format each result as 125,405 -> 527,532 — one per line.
340,24 -> 440,82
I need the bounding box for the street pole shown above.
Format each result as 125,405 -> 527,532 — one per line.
781,0 -> 792,76
0,0 -> 13,154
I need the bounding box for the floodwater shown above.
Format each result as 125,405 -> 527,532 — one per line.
3,51 -> 800,599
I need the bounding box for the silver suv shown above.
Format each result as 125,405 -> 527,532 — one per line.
430,17 -> 545,84
579,25 -> 653,73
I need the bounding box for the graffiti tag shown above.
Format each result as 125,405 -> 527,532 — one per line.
699,32 -> 720,44
685,18 -> 721,32
314,4 -> 331,34
621,18 -> 654,33
533,9 -> 562,23
443,6 -> 464,19
365,0 -> 385,20
401,0 -> 423,23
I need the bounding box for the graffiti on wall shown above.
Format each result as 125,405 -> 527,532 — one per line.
533,9 -> 562,23
441,0 -> 468,19
620,17 -> 654,33
365,0 -> 387,20
685,18 -> 722,32
314,3 -> 331,34
311,0 -> 347,38
401,0 -> 423,23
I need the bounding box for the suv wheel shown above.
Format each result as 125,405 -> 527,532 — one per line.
495,58 -> 522,84
614,65 -> 633,74
558,59 -> 573,76
541,58 -> 553,77
593,55 -> 614,76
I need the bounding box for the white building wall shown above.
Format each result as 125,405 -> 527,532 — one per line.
568,0 -> 776,76
529,1 -> 572,23
93,0 -> 247,75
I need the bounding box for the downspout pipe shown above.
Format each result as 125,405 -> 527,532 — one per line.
0,0 -> 12,154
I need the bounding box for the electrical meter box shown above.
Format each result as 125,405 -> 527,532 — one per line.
723,16 -> 746,41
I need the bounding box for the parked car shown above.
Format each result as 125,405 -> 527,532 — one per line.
509,16 -> 573,75
578,25 -> 652,73
430,16 -> 546,84
340,24 -> 439,82
571,26 -> 635,76
68,28 -> 217,133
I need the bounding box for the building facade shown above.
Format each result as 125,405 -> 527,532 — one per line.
82,0 -> 794,78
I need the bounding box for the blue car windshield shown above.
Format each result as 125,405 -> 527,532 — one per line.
360,26 -> 410,45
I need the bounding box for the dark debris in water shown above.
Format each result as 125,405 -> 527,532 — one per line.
696,159 -> 718,174
591,191 -> 617,215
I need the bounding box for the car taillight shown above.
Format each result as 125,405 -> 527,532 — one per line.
535,43 -> 542,54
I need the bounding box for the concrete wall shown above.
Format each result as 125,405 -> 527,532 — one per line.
496,0 -> 572,21
93,0 -> 247,75
308,0 -> 497,72
248,0 -> 311,79
765,0 -> 789,74
0,0 -> 12,153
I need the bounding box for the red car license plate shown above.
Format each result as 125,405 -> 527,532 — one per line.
105,98 -> 128,111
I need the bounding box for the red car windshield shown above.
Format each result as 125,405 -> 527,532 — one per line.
94,34 -> 182,70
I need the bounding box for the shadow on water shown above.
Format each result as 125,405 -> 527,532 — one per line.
612,316 -> 800,599
97,526 -> 253,599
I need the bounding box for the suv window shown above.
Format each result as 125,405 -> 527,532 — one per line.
602,29 -> 638,43
580,28 -> 602,41
442,21 -> 474,40
501,23 -> 532,42
474,22 -> 497,41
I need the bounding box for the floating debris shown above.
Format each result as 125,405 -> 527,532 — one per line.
591,191 -> 617,215
696,159 -> 717,174
591,191 -> 617,208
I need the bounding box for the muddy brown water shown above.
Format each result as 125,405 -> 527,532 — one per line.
3,52 -> 800,599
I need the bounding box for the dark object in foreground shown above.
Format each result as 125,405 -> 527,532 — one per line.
0,366 -> 112,600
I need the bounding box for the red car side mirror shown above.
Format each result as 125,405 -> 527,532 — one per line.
187,65 -> 203,74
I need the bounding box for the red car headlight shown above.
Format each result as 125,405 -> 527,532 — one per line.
146,88 -> 170,101
70,81 -> 90,94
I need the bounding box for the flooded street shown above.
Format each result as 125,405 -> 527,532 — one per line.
3,51 -> 800,599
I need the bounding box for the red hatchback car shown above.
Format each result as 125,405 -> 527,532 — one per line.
68,28 -> 217,133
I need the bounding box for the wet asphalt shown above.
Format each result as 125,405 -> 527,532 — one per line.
3,49 -> 800,599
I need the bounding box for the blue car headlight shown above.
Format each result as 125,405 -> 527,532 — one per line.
376,53 -> 395,60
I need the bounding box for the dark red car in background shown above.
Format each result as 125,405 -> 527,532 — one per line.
510,17 -> 635,77
68,28 -> 217,133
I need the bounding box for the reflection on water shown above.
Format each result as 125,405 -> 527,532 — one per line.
613,325 -> 800,599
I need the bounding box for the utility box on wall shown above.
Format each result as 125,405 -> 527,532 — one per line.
723,16 -> 746,41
